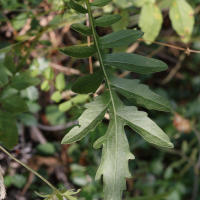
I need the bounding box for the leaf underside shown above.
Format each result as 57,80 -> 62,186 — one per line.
60,0 -> 173,199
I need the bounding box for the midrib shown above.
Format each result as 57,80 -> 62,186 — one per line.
85,0 -> 118,198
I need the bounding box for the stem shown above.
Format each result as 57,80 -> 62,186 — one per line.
0,145 -> 57,191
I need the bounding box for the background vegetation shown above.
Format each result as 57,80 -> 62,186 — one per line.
0,0 -> 200,199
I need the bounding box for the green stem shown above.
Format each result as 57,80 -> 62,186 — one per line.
0,145 -> 57,191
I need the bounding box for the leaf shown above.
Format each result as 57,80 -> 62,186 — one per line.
0,95 -> 28,114
131,0 -> 146,7
61,1 -> 173,199
51,91 -> 62,103
10,72 -> 41,90
139,1 -> 163,44
61,189 -> 81,200
68,1 -> 88,13
44,67 -> 54,80
99,30 -> 143,48
72,70 -> 104,94
71,23 -> 93,36
61,91 -> 110,144
4,54 -> 16,74
0,110 -> 18,150
55,73 -> 65,91
169,0 -> 194,43
41,80 -> 50,91
0,63 -> 8,87
59,101 -> 73,112
95,14 -> 122,27
103,53 -> 168,74
90,0 -> 112,7
94,93 -> 172,200
59,45 -> 96,59
11,13 -> 27,30
107,71 -> 173,112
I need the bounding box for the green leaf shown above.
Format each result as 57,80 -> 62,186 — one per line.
0,95 -> 28,114
55,73 -> 65,91
139,1 -> 163,44
107,72 -> 173,112
61,91 -> 110,144
169,0 -> 194,43
51,91 -> 62,103
4,54 -> 16,74
72,70 -> 104,94
0,63 -> 8,87
61,189 -> 81,200
60,45 -> 96,59
41,80 -> 50,92
99,30 -> 143,48
71,94 -> 90,104
71,23 -> 93,36
103,53 -> 168,74
131,0 -> 146,7
59,101 -> 73,112
11,13 -> 27,30
10,72 -> 41,90
95,14 -> 122,27
90,0 -> 112,7
0,110 -> 18,150
68,1 -> 88,13
44,67 -> 54,80
36,142 -> 56,156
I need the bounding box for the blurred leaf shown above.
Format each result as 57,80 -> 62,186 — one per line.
20,86 -> 39,101
4,54 -> 16,74
164,167 -> 173,179
56,73 -> 65,91
10,72 -> 40,90
46,105 -> 66,125
59,100 -> 73,112
26,101 -> 41,114
169,0 -> 195,43
0,63 -> 8,87
41,80 -> 50,91
131,0 -> 146,7
0,95 -> 28,114
0,110 -> 18,150
12,174 -> 27,189
36,143 -> 56,156
139,1 -> 163,44
18,113 -> 38,126
44,67 -> 54,80
51,91 -> 62,103
112,9 -> 129,31
12,13 -> 28,30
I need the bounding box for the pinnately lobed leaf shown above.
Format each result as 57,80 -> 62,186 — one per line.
60,0 -> 174,199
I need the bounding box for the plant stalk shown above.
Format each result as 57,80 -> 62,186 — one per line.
0,145 -> 57,191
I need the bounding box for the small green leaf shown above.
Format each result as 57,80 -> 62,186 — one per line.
59,101 -> 73,112
169,0 -> 194,43
0,63 -> 8,87
71,23 -> 93,36
68,1 -> 88,13
44,67 -> 54,80
0,95 -> 29,114
10,72 -> 40,90
4,54 -> 16,74
131,0 -> 146,7
90,0 -> 112,7
60,45 -> 96,59
0,110 -> 18,150
61,91 -> 110,144
72,70 -> 104,94
99,30 -> 143,48
103,53 -> 168,74
55,73 -> 65,91
95,14 -> 122,27
62,189 -> 81,200
41,80 -> 50,91
51,91 -> 62,103
139,2 -> 163,44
